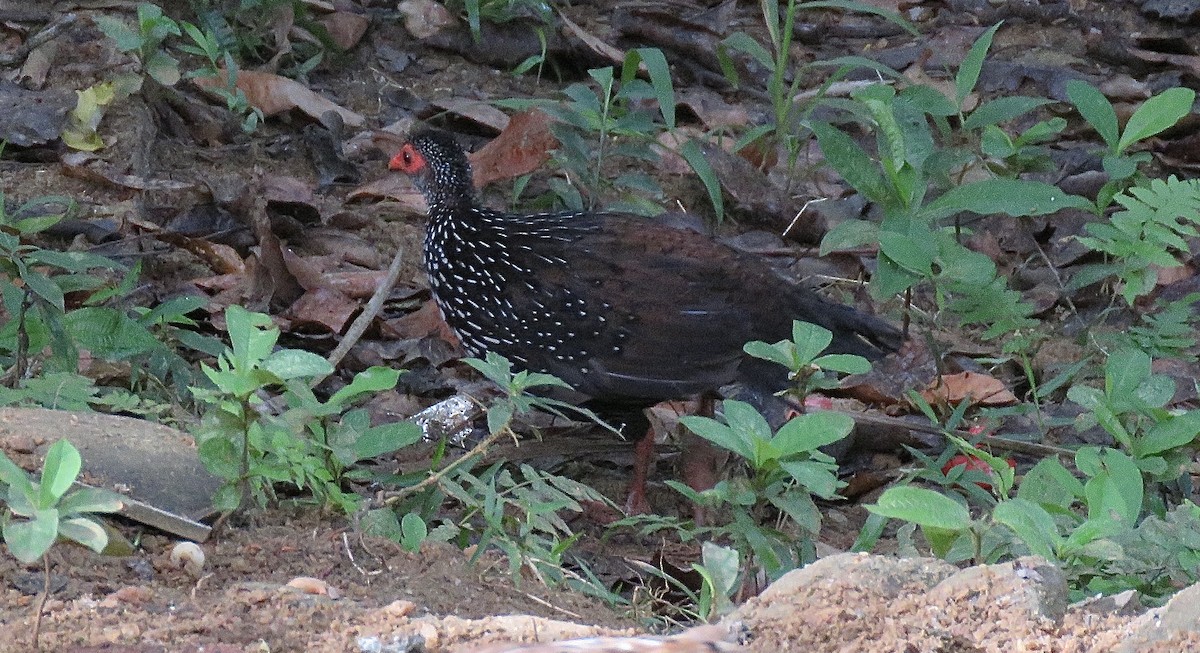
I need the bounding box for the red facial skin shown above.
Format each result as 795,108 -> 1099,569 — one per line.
942,454 -> 1016,490
389,143 -> 426,173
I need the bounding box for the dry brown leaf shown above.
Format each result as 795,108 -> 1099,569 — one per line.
193,69 -> 364,127
60,152 -> 198,192
319,11 -> 369,50
347,175 -> 428,212
559,11 -> 625,66
398,0 -> 457,39
470,109 -> 557,188
431,98 -> 511,132
921,372 -> 1017,407
285,286 -> 359,334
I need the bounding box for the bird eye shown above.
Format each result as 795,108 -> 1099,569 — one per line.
403,149 -> 412,164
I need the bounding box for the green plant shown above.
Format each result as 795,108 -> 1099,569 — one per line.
1070,176 -> 1200,306
512,49 -> 680,214
670,400 -> 852,579
97,3 -> 265,132
0,194 -> 128,381
867,347 -> 1200,599
192,305 -> 419,512
0,439 -> 122,647
1066,81 -> 1196,212
717,0 -> 915,191
446,0 -> 553,43
95,3 -> 184,86
813,25 -> 1092,350
743,320 -> 871,404
177,20 -> 263,132
366,352 -> 612,587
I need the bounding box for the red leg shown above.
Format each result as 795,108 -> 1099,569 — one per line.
625,426 -> 656,515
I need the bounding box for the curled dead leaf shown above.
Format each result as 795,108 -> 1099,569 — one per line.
286,576 -> 340,598
920,372 -> 1017,407
193,69 -> 364,128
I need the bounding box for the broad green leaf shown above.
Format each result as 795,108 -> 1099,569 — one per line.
0,450 -> 32,493
262,349 -> 333,380
812,122 -> 890,205
819,219 -> 879,255
40,440 -> 82,507
773,412 -> 854,457
993,498 -> 1062,561
58,487 -> 122,516
3,510 -> 59,563
812,353 -> 871,375
400,512 -> 428,552
1083,449 -> 1143,528
328,367 -> 401,406
791,321 -> 834,360
1066,80 -> 1119,150
954,22 -> 1002,106
866,486 -> 971,531
879,232 -> 935,276
354,422 -> 422,461
21,269 -> 65,312
921,179 -> 1091,220
1118,87 -> 1196,152
1018,458 -> 1084,508
679,139 -> 724,221
1136,411 -> 1200,457
58,516 -> 109,553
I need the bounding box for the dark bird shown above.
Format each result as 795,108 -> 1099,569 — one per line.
389,129 -> 900,512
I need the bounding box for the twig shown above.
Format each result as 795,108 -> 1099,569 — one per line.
0,13 -> 75,66
314,243 -> 406,383
341,531 -> 381,578
378,427 -> 506,506
31,553 -> 49,649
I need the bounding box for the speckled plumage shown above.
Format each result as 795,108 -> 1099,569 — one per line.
390,129 -> 900,404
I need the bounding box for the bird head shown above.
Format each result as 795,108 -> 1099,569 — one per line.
389,129 -> 476,209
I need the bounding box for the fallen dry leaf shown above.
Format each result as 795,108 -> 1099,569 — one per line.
921,371 -> 1018,407
193,69 -> 364,127
398,0 -> 456,39
319,11 -> 369,50
470,109 -> 558,188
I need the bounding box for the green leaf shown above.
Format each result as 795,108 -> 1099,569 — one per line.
627,48 -> 675,128
1066,80 -> 1119,150
1083,449 -> 1143,528
720,32 -> 774,70
819,219 -> 879,255
94,16 -> 143,52
21,269 -> 65,312
58,487 -> 123,516
3,510 -> 59,563
678,139 -> 724,221
262,349 -> 333,380
1017,458 -> 1084,508
921,179 -> 1091,220
867,486 -> 971,531
58,516 -> 109,553
963,96 -> 1055,131
954,22 -> 1002,107
353,422 -> 422,461
328,367 -> 401,406
879,232 -> 935,276
400,512 -> 428,552
1136,411 -> 1200,457
0,450 -> 32,493
812,122 -> 891,204
1118,87 -> 1196,153
993,498 -> 1062,561
791,320 -> 835,360
40,439 -> 82,507
773,412 -> 854,457
811,353 -> 871,375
